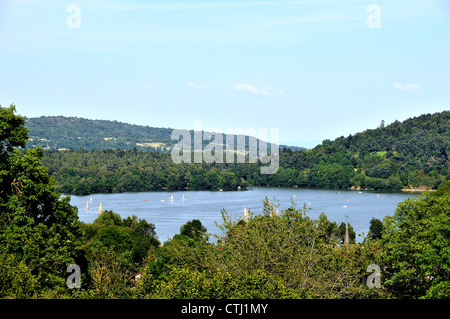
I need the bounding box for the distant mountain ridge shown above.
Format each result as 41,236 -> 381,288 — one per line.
25,116 -> 174,151
25,116 -> 306,152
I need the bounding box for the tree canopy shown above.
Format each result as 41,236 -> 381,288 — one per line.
379,182 -> 450,298
0,104 -> 83,295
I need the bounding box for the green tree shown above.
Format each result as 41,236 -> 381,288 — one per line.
317,212 -> 339,242
367,217 -> 384,240
380,182 -> 450,298
95,226 -> 133,253
136,198 -> 390,299
179,219 -> 208,241
87,246 -> 136,298
83,211 -> 160,266
0,251 -> 38,298
207,199 -> 378,298
93,210 -> 124,228
0,104 -> 27,156
123,214 -> 157,237
139,267 -> 299,299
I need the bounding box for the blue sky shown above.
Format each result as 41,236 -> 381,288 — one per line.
0,0 -> 449,148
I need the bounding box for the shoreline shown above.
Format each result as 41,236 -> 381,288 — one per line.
63,185 -> 427,197
401,188 -> 435,193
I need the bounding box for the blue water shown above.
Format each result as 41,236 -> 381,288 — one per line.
67,187 -> 416,243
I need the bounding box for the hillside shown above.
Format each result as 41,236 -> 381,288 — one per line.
276,110 -> 450,191
25,116 -> 174,151
25,116 -> 306,152
38,110 -> 449,195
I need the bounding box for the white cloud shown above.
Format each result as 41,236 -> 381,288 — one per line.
393,82 -> 422,92
234,83 -> 284,98
187,82 -> 206,90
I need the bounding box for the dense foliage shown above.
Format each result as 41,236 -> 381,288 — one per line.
76,210 -> 160,298
1,105 -> 449,300
39,111 -> 449,195
136,200 -> 379,299
40,149 -> 250,194
1,105 -> 83,296
276,111 -> 449,191
379,188 -> 450,298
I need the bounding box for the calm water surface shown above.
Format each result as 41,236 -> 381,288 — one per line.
68,187 -> 416,243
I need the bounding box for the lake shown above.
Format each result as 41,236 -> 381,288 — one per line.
68,187 -> 416,243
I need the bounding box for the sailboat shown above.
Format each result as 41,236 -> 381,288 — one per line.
169,194 -> 174,202
90,196 -> 93,203
182,194 -> 185,201
244,207 -> 249,221
98,202 -> 103,215
85,201 -> 89,211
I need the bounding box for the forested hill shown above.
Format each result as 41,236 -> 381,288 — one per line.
39,110 -> 449,195
25,116 -> 305,152
25,116 -> 175,151
277,110 -> 450,191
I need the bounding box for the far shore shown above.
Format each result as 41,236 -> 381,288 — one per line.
401,188 -> 435,193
